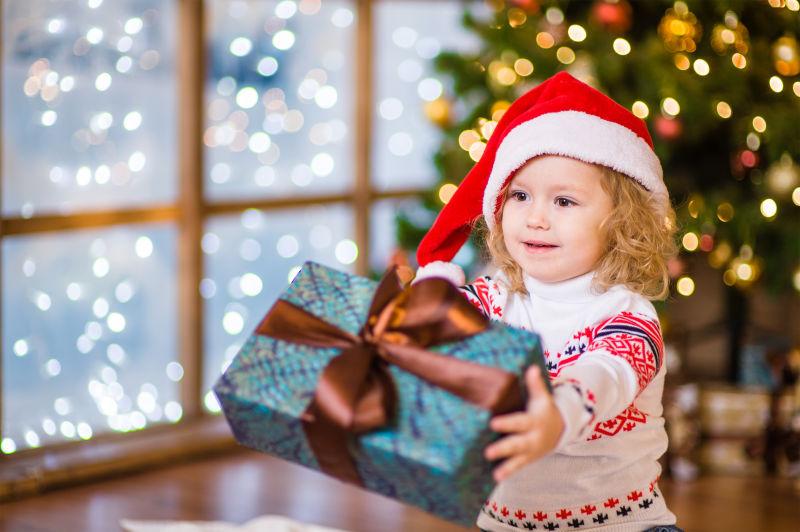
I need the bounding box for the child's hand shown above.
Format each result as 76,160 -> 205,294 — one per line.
484,366 -> 564,483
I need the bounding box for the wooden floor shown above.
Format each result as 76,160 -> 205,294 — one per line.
1,449 -> 799,532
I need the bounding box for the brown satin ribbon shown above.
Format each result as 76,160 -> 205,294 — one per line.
256,268 -> 524,486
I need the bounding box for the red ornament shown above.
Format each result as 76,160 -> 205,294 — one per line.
654,115 -> 682,140
699,234 -> 714,252
510,0 -> 540,13
730,151 -> 746,179
667,257 -> 685,279
591,0 -> 632,33
740,150 -> 758,168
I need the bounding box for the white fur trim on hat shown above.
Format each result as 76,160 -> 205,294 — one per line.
412,261 -> 466,286
482,110 -> 667,227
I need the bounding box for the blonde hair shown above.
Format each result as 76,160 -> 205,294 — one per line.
483,166 -> 678,300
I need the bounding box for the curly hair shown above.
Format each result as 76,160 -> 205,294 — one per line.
483,165 -> 678,301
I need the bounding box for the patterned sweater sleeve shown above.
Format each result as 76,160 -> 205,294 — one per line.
551,311 -> 665,449
458,276 -> 507,321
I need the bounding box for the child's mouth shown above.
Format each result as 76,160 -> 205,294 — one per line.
523,241 -> 558,253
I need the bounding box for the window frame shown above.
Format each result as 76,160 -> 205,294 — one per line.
0,0 -> 430,499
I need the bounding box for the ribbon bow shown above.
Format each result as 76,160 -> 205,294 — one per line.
257,268 -> 524,485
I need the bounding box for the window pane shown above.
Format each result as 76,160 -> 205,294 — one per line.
372,1 -> 484,191
1,1 -> 177,217
371,197 -> 478,278
202,204 -> 356,401
204,0 -> 355,201
370,197 -> 432,273
1,224 -> 179,453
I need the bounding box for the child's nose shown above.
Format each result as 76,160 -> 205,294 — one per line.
525,204 -> 550,229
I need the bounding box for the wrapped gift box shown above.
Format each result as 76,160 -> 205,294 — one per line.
214,261 -> 545,527
699,385 -> 772,437
698,438 -> 763,475
698,384 -> 798,475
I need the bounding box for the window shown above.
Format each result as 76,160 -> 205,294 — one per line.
2,0 -> 181,453
0,0 -> 483,489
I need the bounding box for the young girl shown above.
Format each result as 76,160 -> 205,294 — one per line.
414,72 -> 681,531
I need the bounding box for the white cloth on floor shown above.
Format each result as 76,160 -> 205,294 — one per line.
120,515 -> 350,532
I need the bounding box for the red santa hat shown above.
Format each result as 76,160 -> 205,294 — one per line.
415,71 -> 668,285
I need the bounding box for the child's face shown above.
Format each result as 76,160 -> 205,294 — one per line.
500,155 -> 613,284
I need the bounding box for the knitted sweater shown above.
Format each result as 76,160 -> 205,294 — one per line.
460,271 -> 677,531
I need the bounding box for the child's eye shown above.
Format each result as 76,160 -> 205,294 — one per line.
555,197 -> 576,207
509,190 -> 529,201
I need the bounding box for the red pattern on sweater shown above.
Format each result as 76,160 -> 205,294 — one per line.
587,403 -> 648,440
459,277 -> 504,318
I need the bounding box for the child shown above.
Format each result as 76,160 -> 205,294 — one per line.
414,72 -> 681,531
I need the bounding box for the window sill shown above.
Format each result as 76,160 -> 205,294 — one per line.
0,415 -> 237,502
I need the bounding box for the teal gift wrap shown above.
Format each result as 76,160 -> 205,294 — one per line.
213,261 -> 545,527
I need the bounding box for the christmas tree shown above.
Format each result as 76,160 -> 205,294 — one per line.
397,0 -> 800,296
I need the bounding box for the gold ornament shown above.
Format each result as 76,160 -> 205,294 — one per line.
731,52 -> 747,69
424,97 -> 452,127
469,141 -> 486,162
536,32 -> 556,49
727,256 -> 762,287
658,2 -> 702,53
766,153 -> 800,195
491,100 -> 511,121
708,241 -> 733,269
513,58 -> 534,77
710,13 -> 749,55
485,0 -> 505,12
508,7 -> 528,28
438,183 -> 458,204
687,194 -> 704,219
716,202 -> 734,222
488,59 -> 518,87
480,120 -> 498,140
674,53 -> 691,70
773,35 -> 800,76
458,129 -> 481,151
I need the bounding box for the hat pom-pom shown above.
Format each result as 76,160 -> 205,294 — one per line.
412,261 -> 466,286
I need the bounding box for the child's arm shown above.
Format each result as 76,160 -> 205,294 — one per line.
485,366 -> 563,482
484,312 -> 663,481
549,312 -> 661,445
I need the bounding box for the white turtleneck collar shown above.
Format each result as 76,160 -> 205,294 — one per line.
523,271 -> 600,304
